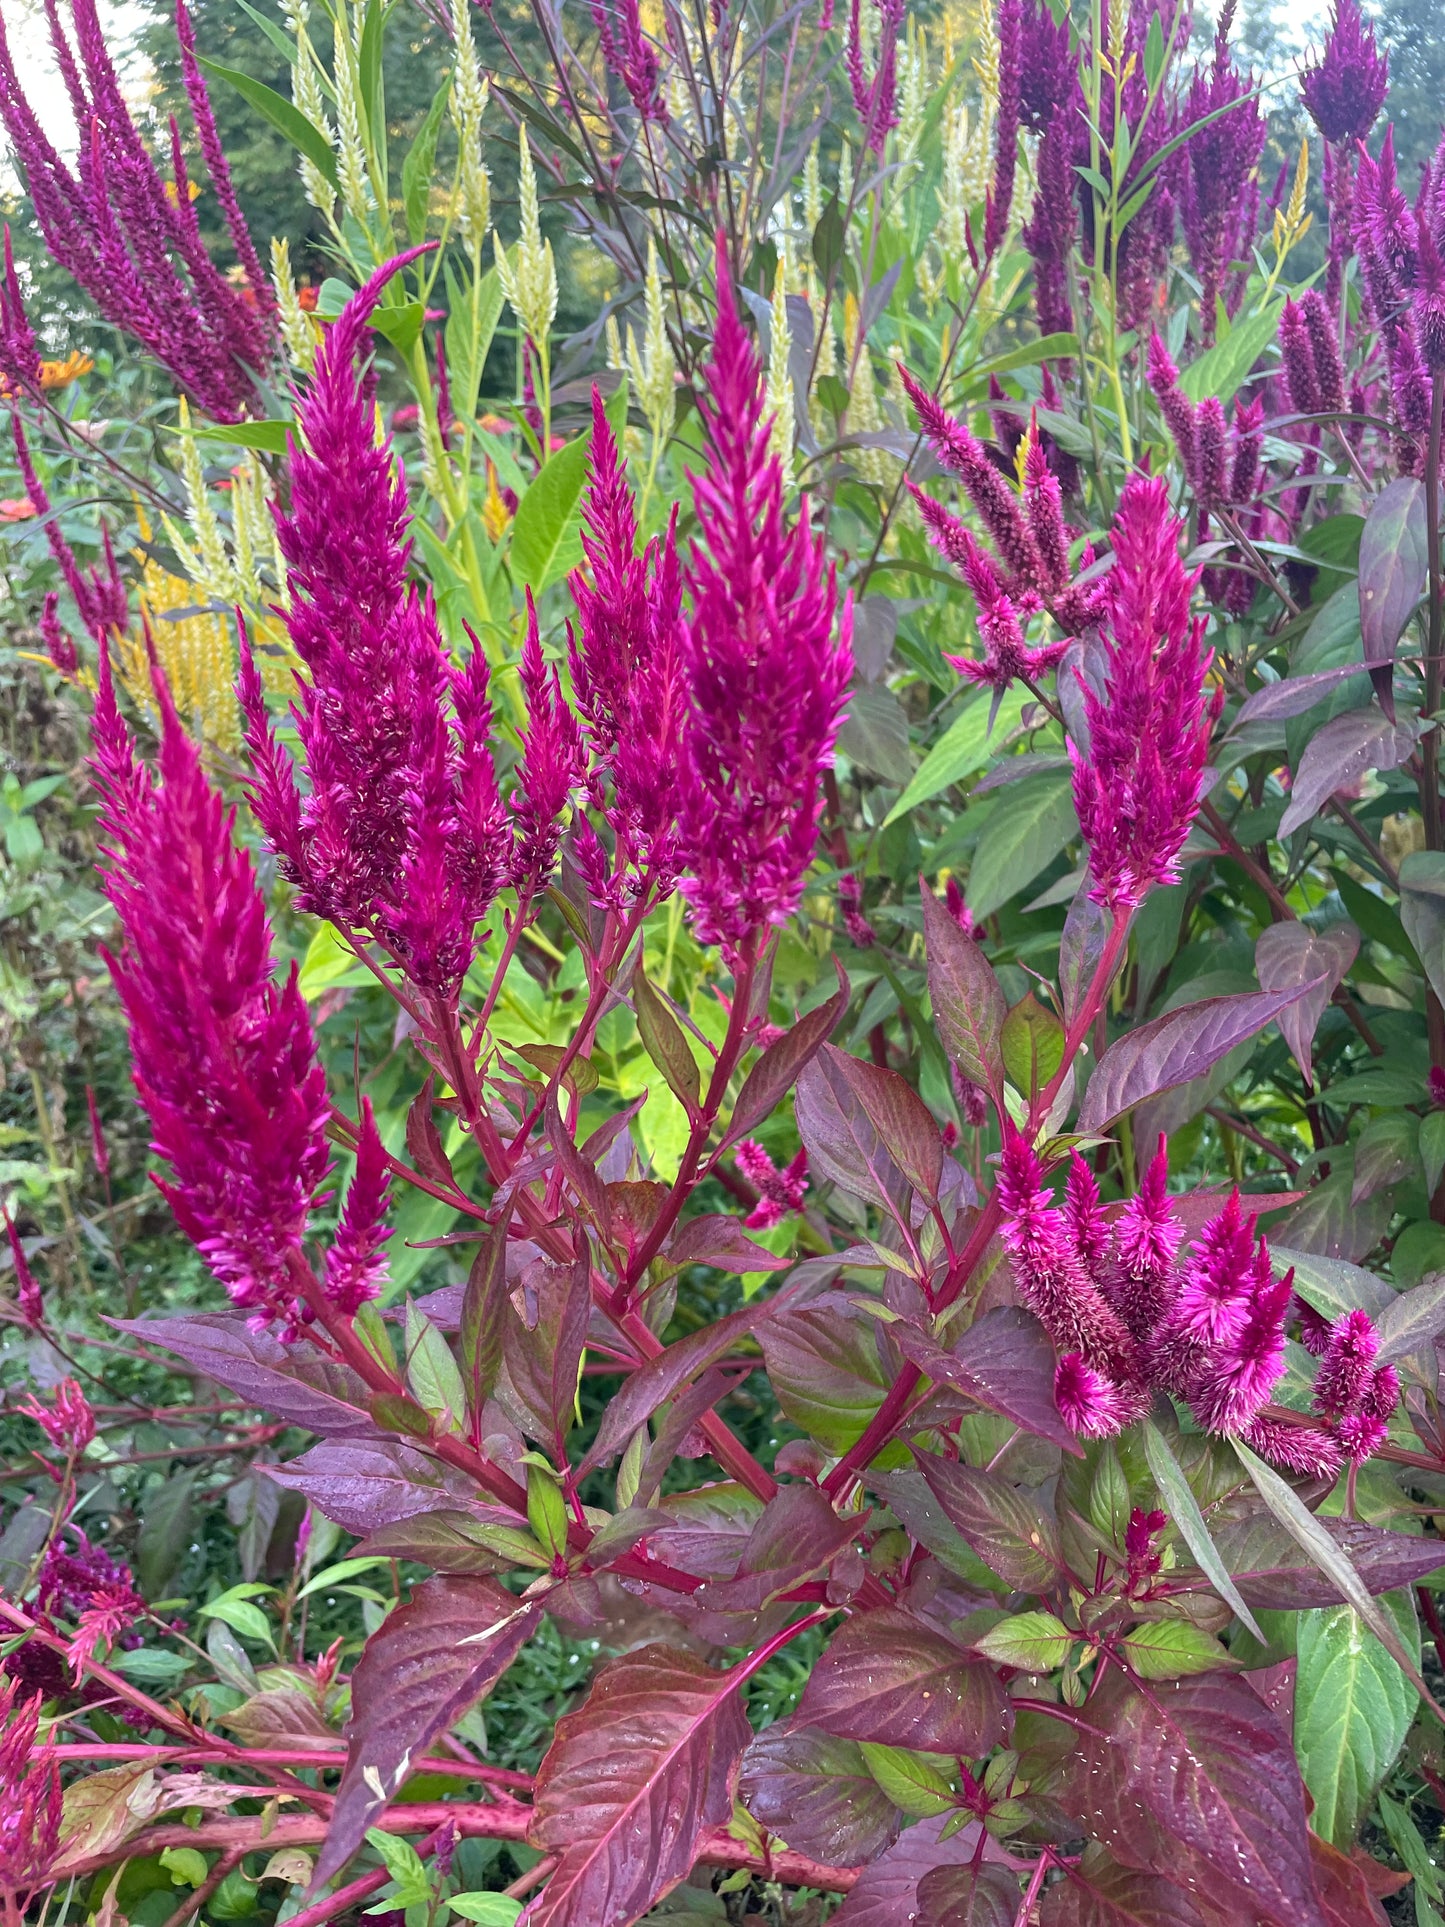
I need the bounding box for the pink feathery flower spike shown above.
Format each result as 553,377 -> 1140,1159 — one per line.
240,251 -> 510,995
512,589 -> 585,893
19,1378 -> 96,1454
1301,0 -> 1387,146
1177,4 -> 1267,345
326,1099 -> 392,1316
3,1209 -> 44,1329
847,0 -> 907,155
678,242 -> 852,961
984,0 -> 1022,258
11,415 -> 127,646
1072,473 -> 1222,913
736,1141 -> 808,1229
0,1678 -> 61,1907
92,648 -> 331,1338
591,0 -> 667,121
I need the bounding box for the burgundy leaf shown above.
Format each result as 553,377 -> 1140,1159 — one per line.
108,1314 -> 377,1437
795,1606 -> 1008,1754
922,882 -> 1006,1096
666,1214 -> 794,1272
692,1484 -> 857,1616
912,1450 -> 1065,1592
312,1575 -> 538,1888
726,963 -> 851,1146
757,1303 -> 892,1457
406,1076 -> 457,1190
1060,890 -> 1114,1028
646,1484 -> 766,1579
1077,985 -> 1321,1133
1206,1511 -> 1445,1610
1278,709 -> 1420,838
739,1720 -> 903,1866
795,1049 -> 915,1222
1307,1836 -> 1399,1927
829,1814 -> 993,1925
264,1440 -> 502,1534
1037,1846 -> 1207,1926
917,1864 -> 1020,1927
501,1243 -> 591,1444
1358,476 -> 1427,717
1230,666 -> 1369,728
353,1508 -> 519,1573
544,1088 -> 612,1233
527,1643 -> 754,1926
811,1044 -> 945,1204
635,1365 -> 750,1506
581,1303 -> 766,1475
1050,1669 -> 1326,1927
458,1213 -> 510,1419
891,1307 -> 1081,1455
1254,923 -> 1358,1088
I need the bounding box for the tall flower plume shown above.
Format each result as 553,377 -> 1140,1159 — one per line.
1176,5 -> 1266,345
591,0 -> 667,121
678,245 -> 852,959
91,652 -> 331,1336
1071,473 -> 1221,912
240,254 -> 511,995
0,1678 -> 60,1910
1301,0 -> 1387,146
847,0 -> 908,156
0,0 -> 272,420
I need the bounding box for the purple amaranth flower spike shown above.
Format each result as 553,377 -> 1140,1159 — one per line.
568,388 -> 687,908
326,1099 -> 392,1316
1280,291 -> 1346,418
997,1131 -> 1138,1371
1177,4 -> 1266,344
3,1209 -> 43,1328
735,1141 -> 809,1229
930,518 -> 1066,695
0,225 -> 37,394
92,650 -> 331,1336
1107,1136 -> 1183,1338
985,0 -> 1023,258
18,1378 -> 95,1454
0,0 -> 271,419
1054,1351 -> 1137,1436
1301,0 -> 1387,146
1072,474 -> 1221,913
847,0 -> 907,155
1310,1306 -> 1399,1460
10,416 -> 127,646
0,1678 -> 60,1908
591,0 -> 667,121
240,254 -> 510,995
512,590 -> 586,894
677,245 -> 852,960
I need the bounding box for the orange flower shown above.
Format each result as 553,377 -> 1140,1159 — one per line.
0,497 -> 36,521
477,412 -> 514,435
297,285 -> 319,313
39,350 -> 93,390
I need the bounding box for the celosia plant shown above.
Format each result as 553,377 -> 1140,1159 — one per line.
6,0 -> 1445,1919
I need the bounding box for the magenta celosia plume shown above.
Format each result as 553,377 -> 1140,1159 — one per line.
847,0 -> 907,155
240,253 -> 511,995
91,653 -> 331,1336
591,0 -> 667,120
1301,0 -> 1387,146
1175,5 -> 1266,344
0,1678 -> 60,1905
1072,472 -> 1221,913
677,246 -> 852,959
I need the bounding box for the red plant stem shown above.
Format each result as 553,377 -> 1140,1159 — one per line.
44,1742 -> 533,1789
1419,1584 -> 1445,1678
1012,1847 -> 1057,1926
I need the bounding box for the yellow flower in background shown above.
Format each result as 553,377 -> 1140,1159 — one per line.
162,176 -> 202,208
38,351 -> 93,391
481,460 -> 514,543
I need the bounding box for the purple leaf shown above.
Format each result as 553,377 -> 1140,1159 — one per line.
817,1045 -> 946,1203
795,1607 -> 1008,1754
635,1365 -> 749,1506
580,1302 -> 769,1475
544,1088 -> 612,1234
353,1509 -> 521,1574
739,1721 -> 903,1866
829,1814 -> 992,1925
1375,1270 -> 1445,1362
108,1314 -> 377,1438
1230,666 -> 1367,729
1077,985 -> 1322,1133
917,1864 -> 1020,1927
1037,1846 -> 1207,1925
646,1484 -> 766,1579
312,1575 -> 539,1888
1278,709 -> 1420,838
1059,890 -> 1114,1028
458,1214 -> 510,1419
726,963 -> 850,1146
501,1244 -> 591,1445
891,1307 -> 1081,1455
264,1440 -> 502,1534
1207,1511 -> 1445,1611
1049,1669 -> 1326,1927
922,882 -> 1006,1096
1399,849 -> 1445,1010
665,1214 -> 794,1273
912,1450 -> 1066,1592
692,1485 -> 857,1617
795,1049 -> 915,1222
1358,477 -> 1427,717
1254,922 -> 1358,1087
527,1643 -> 754,1926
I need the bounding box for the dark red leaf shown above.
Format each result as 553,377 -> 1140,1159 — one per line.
891,1307 -> 1081,1455
528,1643 -> 754,1926
795,1049 -> 915,1222
739,1720 -> 903,1866
810,1045 -> 945,1204
634,1366 -> 749,1506
757,1304 -> 892,1457
353,1508 -> 518,1573
917,1864 -> 1020,1927
406,1076 -> 457,1189
1037,1846 -> 1206,1925
312,1576 -> 539,1888
692,1485 -> 857,1616
264,1440 -> 502,1535
922,882 -> 1006,1096
828,1814 -> 994,1925
1059,891 -> 1114,1029
1358,476 -> 1427,717
795,1606 -> 1008,1754
580,1303 -> 765,1475
108,1314 -> 376,1437
1254,923 -> 1358,1088
544,1088 -> 612,1233
665,1213 -> 793,1272
1206,1511 -> 1445,1610
1077,985 -> 1321,1133
1049,1668 -> 1326,1927
912,1450 -> 1066,1592
1309,1837 -> 1408,1926
726,963 -> 850,1146
458,1213 -> 510,1419
501,1244 -> 591,1444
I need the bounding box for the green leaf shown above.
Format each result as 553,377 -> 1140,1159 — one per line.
509,432 -> 592,593
404,1302 -> 467,1433
195,55 -> 338,191
965,772 -> 1077,920
160,1847 -> 210,1887
1294,1592 -> 1419,1845
368,302 -> 427,356
1422,1113 -> 1445,1196
632,971 -> 701,1113
1142,1418 -> 1265,1643
882,688 -> 1030,826
526,1463 -> 570,1562
445,1899 -> 524,1925
973,1610 -> 1074,1672
296,1556 -> 394,1603
109,1647 -> 193,1685
403,77 -> 453,245
858,1742 -> 956,1817
137,1468 -> 196,1600
190,420 -> 293,455
198,1585 -> 276,1649
1000,993 -> 1066,1098
1177,298 -> 1285,407
363,1829 -> 432,1911
1117,1619 -> 1239,1680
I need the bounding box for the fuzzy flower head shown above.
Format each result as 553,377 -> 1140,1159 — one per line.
677,245 -> 852,960
92,652 -> 330,1336
1301,0 -> 1387,146
3,1210 -> 43,1328
1177,7 -> 1267,343
736,1141 -> 809,1229
1071,474 -> 1221,913
590,0 -> 667,121
19,1379 -> 95,1454
0,1677 -> 60,1904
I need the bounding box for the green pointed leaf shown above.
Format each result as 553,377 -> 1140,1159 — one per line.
859,1742 -> 956,1817
974,1610 -> 1074,1673
1142,1418 -> 1264,1643
1294,1592 -> 1419,1845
